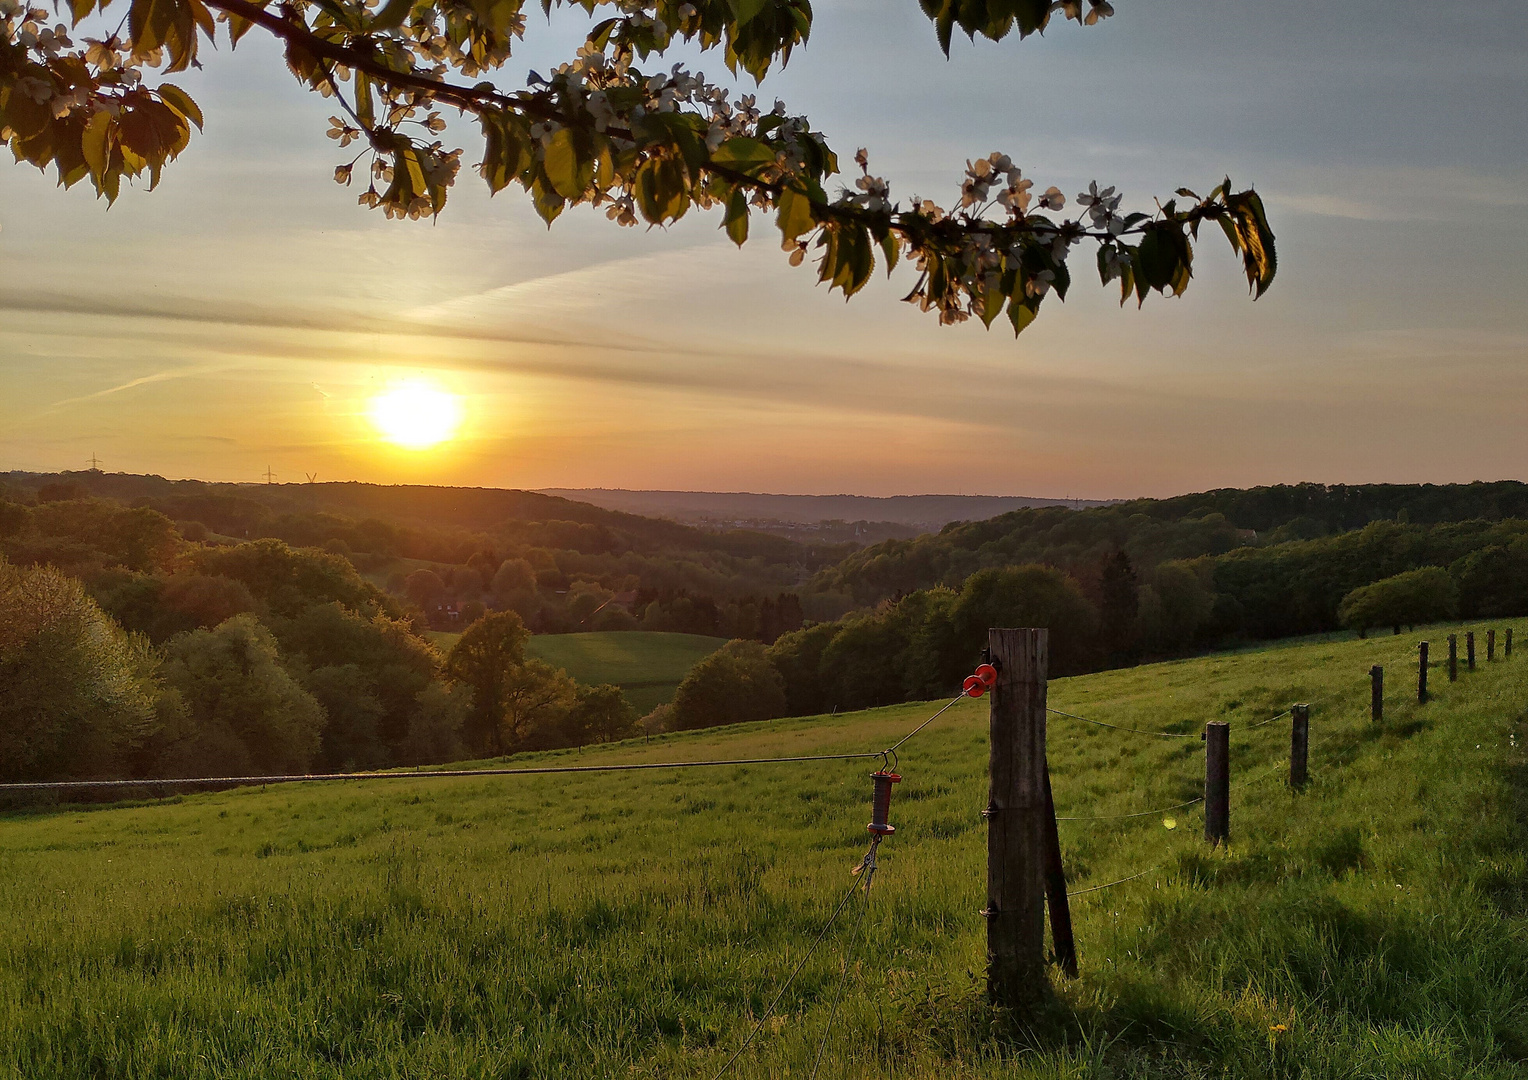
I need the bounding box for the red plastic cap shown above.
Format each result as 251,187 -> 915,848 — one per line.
963,675 -> 985,698
974,663 -> 998,688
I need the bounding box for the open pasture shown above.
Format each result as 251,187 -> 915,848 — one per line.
2,623 -> 1526,1078
524,631 -> 728,713
425,630 -> 727,714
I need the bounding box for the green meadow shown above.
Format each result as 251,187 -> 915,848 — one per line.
2,623 -> 1525,1078
424,630 -> 728,715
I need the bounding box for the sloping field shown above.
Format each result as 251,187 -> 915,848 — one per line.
420,630 -> 728,713
1,624 -> 1525,1077
525,631 -> 729,713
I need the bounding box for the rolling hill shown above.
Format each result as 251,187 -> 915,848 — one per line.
3,621 -> 1524,1077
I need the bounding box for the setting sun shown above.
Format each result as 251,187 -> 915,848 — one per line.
369,381 -> 463,449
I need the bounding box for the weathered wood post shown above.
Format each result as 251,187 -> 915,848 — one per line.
1040,770 -> 1078,978
985,628 -> 1049,1007
1418,640 -> 1429,702
1507,628 -> 1514,657
1488,629 -> 1496,661
1204,721 -> 1230,846
1289,704 -> 1309,789
1467,631 -> 1476,671
1449,634 -> 1458,681
1370,665 -> 1383,723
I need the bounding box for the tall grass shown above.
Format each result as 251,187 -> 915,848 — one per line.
1,622 -> 1524,1078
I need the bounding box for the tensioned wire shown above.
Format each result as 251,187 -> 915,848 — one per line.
709,860 -> 870,1080
0,692 -> 971,795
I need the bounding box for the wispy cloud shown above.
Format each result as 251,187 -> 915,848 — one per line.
33,366 -> 228,418
1265,164 -> 1528,222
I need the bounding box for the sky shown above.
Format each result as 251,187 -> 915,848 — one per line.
1,0 -> 1525,499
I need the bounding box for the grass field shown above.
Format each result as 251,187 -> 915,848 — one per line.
2,622 -> 1526,1077
422,630 -> 726,713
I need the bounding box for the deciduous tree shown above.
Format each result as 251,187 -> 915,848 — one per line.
0,557 -> 160,780
1337,567 -> 1459,638
444,609 -> 530,754
671,639 -> 785,730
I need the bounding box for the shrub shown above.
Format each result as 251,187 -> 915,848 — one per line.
671,640 -> 787,731
1337,566 -> 1459,636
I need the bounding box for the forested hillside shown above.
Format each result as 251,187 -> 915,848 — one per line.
1,471 -> 848,637
8,472 -> 1528,781
0,484 -> 661,782
662,482 -> 1528,728
813,481 -> 1528,605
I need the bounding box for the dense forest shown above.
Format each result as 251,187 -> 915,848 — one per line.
5,472 -> 1528,783
0,483 -> 646,783
1,471 -> 851,636
811,481 -> 1528,604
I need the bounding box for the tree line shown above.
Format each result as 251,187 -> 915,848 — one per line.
6,472 -> 846,637
0,488 -> 643,784
809,480 -> 1528,608
660,517 -> 1528,728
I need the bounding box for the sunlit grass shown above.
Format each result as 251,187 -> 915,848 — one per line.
1,622 -> 1525,1078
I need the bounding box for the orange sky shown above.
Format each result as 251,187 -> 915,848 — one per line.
1,2 -> 1525,498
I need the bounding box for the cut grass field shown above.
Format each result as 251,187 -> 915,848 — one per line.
2,622 -> 1527,1078
425,630 -> 729,714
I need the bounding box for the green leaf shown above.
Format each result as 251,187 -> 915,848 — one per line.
1008,294 -> 1038,336
1135,226 -> 1172,292
730,0 -> 768,27
879,231 -> 899,276
724,187 -> 749,246
156,82 -> 203,130
634,156 -> 690,224
1224,188 -> 1277,298
1128,245 -> 1149,307
979,277 -> 1004,327
634,158 -> 664,223
370,0 -> 412,29
543,128 -> 591,200
710,136 -> 776,174
81,109 -> 113,184
775,184 -> 816,241
530,176 -> 565,224
354,72 -> 375,127
588,17 -> 618,49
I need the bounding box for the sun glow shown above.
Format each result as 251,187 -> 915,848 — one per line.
370,380 -> 463,449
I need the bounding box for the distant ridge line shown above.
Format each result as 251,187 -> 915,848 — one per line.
535,488 -> 1119,529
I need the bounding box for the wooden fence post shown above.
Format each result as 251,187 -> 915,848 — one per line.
1488,629 -> 1496,662
1040,770 -> 1078,978
1204,721 -> 1230,846
1289,704 -> 1309,790
985,628 -> 1049,1008
1467,631 -> 1476,671
1418,640 -> 1429,702
1449,634 -> 1458,682
1370,665 -> 1383,723
1508,628 -> 1514,657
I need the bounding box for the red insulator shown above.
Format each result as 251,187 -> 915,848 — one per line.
868,770 -> 901,835
975,663 -> 998,688
963,675 -> 985,698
